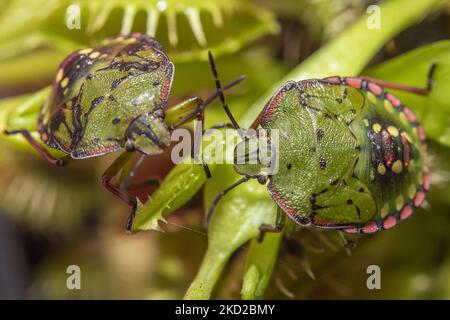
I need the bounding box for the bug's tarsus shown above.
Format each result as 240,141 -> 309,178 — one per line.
258,208 -> 286,242
426,63 -> 437,93
360,63 -> 438,96
208,50 -> 241,130
204,175 -> 250,227
3,129 -> 70,166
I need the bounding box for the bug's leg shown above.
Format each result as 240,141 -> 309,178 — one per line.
204,176 -> 250,227
359,63 -> 437,96
258,207 -> 285,242
3,129 -> 71,166
166,97 -> 211,178
101,151 -> 137,231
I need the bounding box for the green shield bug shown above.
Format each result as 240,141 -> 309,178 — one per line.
4,33 -> 244,231
207,51 -> 434,236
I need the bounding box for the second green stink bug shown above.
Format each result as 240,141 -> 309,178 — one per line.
4,33 -> 243,231
207,52 -> 434,236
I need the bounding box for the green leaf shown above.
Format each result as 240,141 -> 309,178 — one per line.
241,232 -> 283,300
131,163 -> 213,233
365,40 -> 450,146
186,0 -> 445,300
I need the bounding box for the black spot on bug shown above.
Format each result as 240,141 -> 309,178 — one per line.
296,216 -> 310,225
319,157 -> 326,170
359,187 -> 365,192
355,145 -> 361,151
109,95 -> 118,103
86,74 -> 93,80
287,163 -> 292,170
153,80 -> 160,87
309,146 -> 316,153
350,108 -> 356,114
346,199 -> 353,205
330,179 -> 339,186
356,206 -> 361,218
91,96 -> 104,108
112,118 -> 120,125
343,88 -> 348,99
335,98 -> 343,103
316,129 -> 324,141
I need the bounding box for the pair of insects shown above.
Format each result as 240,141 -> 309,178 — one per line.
4,33 -> 432,235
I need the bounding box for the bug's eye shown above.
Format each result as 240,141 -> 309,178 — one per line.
125,141 -> 135,152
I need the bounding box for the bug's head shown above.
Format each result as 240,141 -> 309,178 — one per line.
125,110 -> 170,155
232,129 -> 279,183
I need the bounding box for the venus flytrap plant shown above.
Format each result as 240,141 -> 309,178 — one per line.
0,0 -> 278,87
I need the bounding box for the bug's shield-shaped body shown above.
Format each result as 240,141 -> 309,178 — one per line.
38,33 -> 173,159
261,79 -> 428,234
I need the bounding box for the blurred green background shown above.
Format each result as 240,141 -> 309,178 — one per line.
0,0 -> 449,299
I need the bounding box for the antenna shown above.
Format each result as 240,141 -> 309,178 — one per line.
205,176 -> 250,226
208,50 -> 241,130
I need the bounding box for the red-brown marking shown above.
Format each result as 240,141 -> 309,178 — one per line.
423,170 -> 431,191
386,93 -> 401,107
400,132 -> 411,168
344,227 -> 358,234
368,82 -> 383,96
400,205 -> 413,220
262,90 -> 285,125
41,132 -> 49,142
417,125 -> 426,142
345,77 -> 362,89
161,77 -> 171,101
381,129 -> 394,167
323,76 -> 341,84
403,107 -> 417,123
414,191 -> 426,207
383,216 -> 397,229
362,221 -> 379,234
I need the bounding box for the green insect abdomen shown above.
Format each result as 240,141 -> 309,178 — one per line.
325,77 -> 429,234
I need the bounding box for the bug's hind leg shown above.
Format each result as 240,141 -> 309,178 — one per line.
359,63 -> 437,96
258,208 -> 286,242
101,151 -> 137,232
3,129 -> 71,166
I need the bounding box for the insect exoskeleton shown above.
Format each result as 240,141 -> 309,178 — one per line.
207,57 -> 435,237
4,33 -> 244,231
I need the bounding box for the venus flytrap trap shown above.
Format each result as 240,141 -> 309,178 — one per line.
0,0 -> 278,88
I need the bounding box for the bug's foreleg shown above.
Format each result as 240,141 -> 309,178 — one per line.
166,97 -> 211,178
258,207 -> 285,242
3,129 -> 71,166
101,151 -> 137,232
